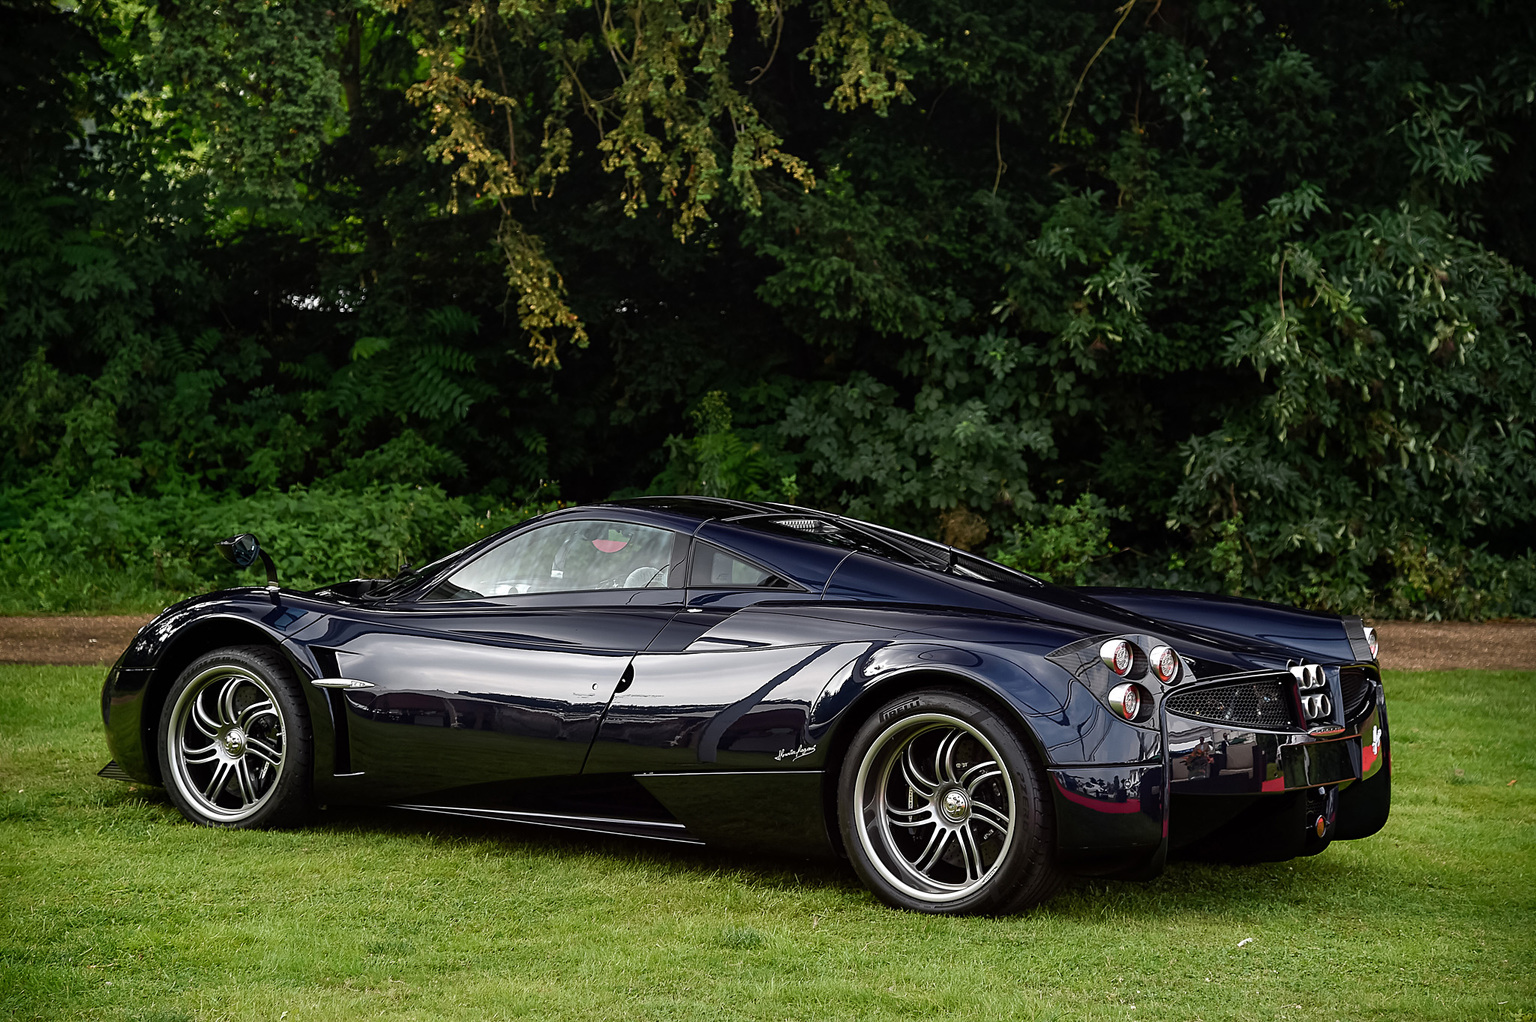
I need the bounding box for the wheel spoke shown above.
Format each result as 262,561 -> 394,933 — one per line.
970,800 -> 1011,834
191,696 -> 222,738
181,743 -> 221,765
234,759 -> 257,805
885,802 -> 936,826
960,759 -> 1000,790
915,826 -> 953,874
246,736 -> 282,766
933,728 -> 965,784
239,699 -> 275,729
957,823 -> 987,881
202,760 -> 233,801
217,676 -> 243,727
900,744 -> 938,798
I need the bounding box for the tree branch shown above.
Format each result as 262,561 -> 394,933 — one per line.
1056,0 -> 1137,143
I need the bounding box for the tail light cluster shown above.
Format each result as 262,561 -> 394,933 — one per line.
1107,682 -> 1143,721
1097,638 -> 1183,723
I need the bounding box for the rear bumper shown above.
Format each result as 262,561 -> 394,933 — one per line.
1050,673 -> 1390,877
1167,696 -> 1386,796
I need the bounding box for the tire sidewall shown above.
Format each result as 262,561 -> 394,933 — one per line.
156,645 -> 313,829
838,688 -> 1054,915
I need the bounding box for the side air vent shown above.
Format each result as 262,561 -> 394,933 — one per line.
1166,677 -> 1298,730
1339,666 -> 1374,720
98,760 -> 134,781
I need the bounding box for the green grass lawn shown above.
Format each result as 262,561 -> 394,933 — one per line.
2,666 -> 1532,1022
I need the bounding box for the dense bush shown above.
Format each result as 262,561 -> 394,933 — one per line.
0,484 -> 559,614
2,0 -> 1533,618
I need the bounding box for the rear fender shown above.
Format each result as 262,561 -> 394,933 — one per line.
1076,587 -> 1372,664
807,641 -> 1161,863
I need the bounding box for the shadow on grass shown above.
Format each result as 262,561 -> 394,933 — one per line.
325,802 -> 864,894
81,781 -> 1414,921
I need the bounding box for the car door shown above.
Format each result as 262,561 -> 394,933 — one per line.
584,537 -> 849,775
305,517 -> 687,804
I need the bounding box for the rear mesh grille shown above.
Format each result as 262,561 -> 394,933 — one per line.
1339,667 -> 1374,720
1166,678 -> 1296,730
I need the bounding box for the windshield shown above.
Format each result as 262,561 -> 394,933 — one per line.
357,547 -> 466,600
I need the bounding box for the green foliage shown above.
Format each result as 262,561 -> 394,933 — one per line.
650,391 -> 797,501
0,484 -> 559,614
3,0 -> 1535,618
154,0 -> 347,203
989,493 -> 1120,586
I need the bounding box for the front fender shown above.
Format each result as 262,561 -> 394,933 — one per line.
102,591 -> 330,784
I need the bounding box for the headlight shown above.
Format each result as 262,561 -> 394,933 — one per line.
1363,626 -> 1379,660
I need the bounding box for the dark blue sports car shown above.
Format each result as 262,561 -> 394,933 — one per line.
100,496 -> 1389,914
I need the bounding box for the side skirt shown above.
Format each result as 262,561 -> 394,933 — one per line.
389,803 -> 705,845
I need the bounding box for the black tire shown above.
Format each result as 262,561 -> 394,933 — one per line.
156,645 -> 313,829
838,688 -> 1063,915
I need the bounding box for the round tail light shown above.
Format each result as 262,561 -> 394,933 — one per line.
1149,644 -> 1179,683
1099,639 -> 1136,677
1108,682 -> 1145,721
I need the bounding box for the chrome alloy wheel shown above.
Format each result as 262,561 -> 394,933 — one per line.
166,664 -> 287,823
853,712 -> 1017,904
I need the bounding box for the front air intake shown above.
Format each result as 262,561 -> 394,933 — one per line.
1166,677 -> 1298,730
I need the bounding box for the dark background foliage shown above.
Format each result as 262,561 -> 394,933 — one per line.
1,0 -> 1532,616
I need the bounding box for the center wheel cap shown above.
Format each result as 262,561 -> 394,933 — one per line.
940,788 -> 971,823
222,726 -> 247,757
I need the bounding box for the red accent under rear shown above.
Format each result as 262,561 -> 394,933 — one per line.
1055,781 -> 1143,814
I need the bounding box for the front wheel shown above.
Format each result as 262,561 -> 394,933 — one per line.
839,689 -> 1063,914
156,645 -> 313,828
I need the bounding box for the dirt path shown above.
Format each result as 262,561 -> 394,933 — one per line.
1,614 -> 1533,670
0,616 -> 154,667
1371,620 -> 1536,671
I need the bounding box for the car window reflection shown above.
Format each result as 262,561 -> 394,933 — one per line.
423,520 -> 679,601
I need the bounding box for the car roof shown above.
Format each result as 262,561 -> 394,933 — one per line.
599,495 -> 810,521
599,496 -> 971,566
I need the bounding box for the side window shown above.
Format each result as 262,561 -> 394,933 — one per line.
688,542 -> 792,589
424,520 -> 679,601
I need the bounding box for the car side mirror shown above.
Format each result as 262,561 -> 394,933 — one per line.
216,533 -> 279,591
217,533 -> 260,568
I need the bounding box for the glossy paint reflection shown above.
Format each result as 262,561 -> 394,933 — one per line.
585,642 -> 867,773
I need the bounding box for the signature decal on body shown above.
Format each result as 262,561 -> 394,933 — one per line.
775,744 -> 817,762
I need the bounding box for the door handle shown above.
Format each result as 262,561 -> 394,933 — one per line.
615,663 -> 635,694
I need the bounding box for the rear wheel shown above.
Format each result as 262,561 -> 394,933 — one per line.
839,689 -> 1062,914
157,645 -> 313,828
